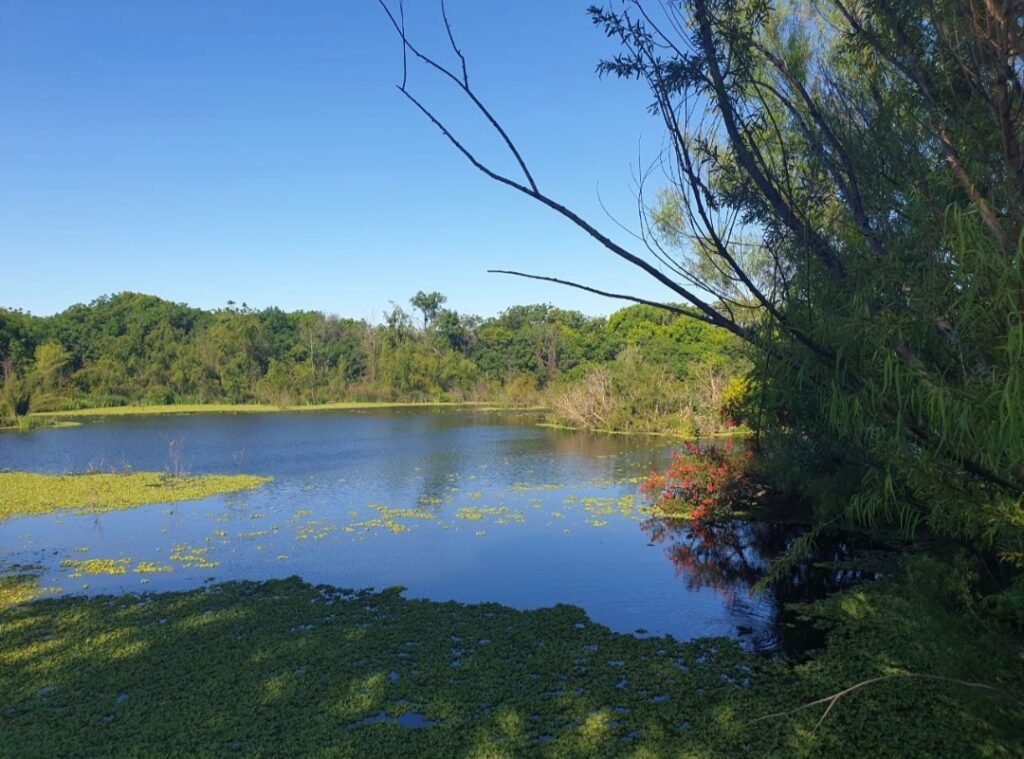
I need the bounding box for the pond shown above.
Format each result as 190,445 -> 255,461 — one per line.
0,408 -> 862,654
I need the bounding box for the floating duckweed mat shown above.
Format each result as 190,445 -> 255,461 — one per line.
0,472 -> 273,522
0,566 -> 60,610
1,562 -> 1021,757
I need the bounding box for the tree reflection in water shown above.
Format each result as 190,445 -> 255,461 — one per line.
640,515 -> 885,657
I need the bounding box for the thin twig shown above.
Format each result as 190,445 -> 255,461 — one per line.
748,673 -> 1024,732
488,270 -> 716,322
440,0 -> 468,86
377,0 -> 538,193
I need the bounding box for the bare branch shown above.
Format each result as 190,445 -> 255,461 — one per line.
378,0 -> 538,193
399,0 -> 407,89
749,673 -> 1024,731
488,270 -> 716,324
395,87 -> 532,196
440,0 -> 468,87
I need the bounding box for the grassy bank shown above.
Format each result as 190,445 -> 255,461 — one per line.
32,401 -> 524,420
538,421 -> 751,439
0,417 -> 80,432
0,558 -> 1020,757
0,472 -> 272,522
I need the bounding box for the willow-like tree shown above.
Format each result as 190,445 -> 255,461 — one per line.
381,0 -> 1024,567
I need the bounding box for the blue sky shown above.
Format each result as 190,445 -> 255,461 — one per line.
2,1 -> 677,320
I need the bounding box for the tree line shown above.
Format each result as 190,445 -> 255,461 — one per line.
0,290 -> 746,435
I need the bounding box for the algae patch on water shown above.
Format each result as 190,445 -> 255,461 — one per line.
0,472 -> 273,522
59,558 -> 132,578
0,565 -> 62,610
1,565 -> 1021,757
454,506 -> 525,525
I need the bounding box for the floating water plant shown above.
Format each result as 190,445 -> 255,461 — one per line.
1,568 -> 1019,756
59,558 -> 132,578
454,507 -> 525,525
0,472 -> 272,522
170,544 -> 220,569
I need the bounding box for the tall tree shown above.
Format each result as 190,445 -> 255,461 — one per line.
410,290 -> 447,330
380,0 -> 1024,564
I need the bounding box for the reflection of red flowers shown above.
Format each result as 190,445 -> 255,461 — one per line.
641,515 -> 756,606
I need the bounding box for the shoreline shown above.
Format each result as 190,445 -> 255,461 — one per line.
29,401 -> 547,420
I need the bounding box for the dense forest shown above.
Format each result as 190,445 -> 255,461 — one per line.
0,291 -> 746,435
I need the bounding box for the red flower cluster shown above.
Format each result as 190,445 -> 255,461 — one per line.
640,439 -> 753,522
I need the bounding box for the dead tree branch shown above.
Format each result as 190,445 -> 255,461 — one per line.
748,673 -> 1024,732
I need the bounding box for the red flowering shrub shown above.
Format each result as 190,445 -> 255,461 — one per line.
640,440 -> 755,521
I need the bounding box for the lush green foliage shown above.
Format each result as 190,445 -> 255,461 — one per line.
0,294 -> 746,433
0,472 -> 272,522
588,0 -> 1024,578
550,309 -> 748,435
1,558 -> 1020,757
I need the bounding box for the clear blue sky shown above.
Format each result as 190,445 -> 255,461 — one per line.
2,1 -> 676,321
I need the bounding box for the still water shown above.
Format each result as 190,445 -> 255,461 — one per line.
0,409 -> 830,650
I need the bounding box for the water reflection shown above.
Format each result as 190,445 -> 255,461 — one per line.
640,515 -> 885,657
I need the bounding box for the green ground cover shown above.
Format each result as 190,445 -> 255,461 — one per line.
0,472 -> 272,522
1,558 -> 1020,758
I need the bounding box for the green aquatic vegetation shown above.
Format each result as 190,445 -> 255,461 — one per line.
344,505 -> 439,536
237,530 -> 270,540
345,518 -> 408,535
0,566 -> 61,610
576,494 -> 641,525
511,482 -> 562,493
132,562 -> 174,575
454,506 -> 525,525
169,544 -> 220,570
581,496 -> 614,512
295,521 -> 336,541
0,564 -> 1019,757
0,472 -> 272,522
368,504 -> 438,521
59,558 -> 131,578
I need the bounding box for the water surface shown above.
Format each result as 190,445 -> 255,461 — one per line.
1,409 -> 827,650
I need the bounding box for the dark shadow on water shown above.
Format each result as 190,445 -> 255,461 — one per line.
640,515 -> 890,659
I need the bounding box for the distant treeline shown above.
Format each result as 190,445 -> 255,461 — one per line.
0,292 -> 747,434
